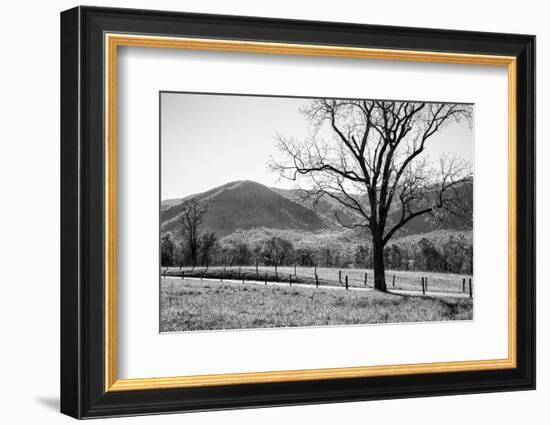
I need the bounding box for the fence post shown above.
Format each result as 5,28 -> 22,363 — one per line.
469,278 -> 472,298
345,275 -> 348,290
364,273 -> 367,286
339,270 -> 342,284
422,276 -> 426,295
256,258 -> 258,276
425,276 -> 428,291
315,273 -> 319,288
182,271 -> 184,280
462,277 -> 466,292
265,273 -> 267,285
289,274 -> 292,286
392,274 -> 395,288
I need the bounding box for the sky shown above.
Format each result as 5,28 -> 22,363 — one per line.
161,92 -> 473,200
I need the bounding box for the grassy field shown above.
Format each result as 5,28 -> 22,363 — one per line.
160,277 -> 473,332
164,266 -> 472,294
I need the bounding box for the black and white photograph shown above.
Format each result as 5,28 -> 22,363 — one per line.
159,92 -> 474,332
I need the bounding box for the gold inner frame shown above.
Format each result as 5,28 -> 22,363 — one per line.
104,33 -> 517,392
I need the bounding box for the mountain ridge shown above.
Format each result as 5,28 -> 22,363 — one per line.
161,180 -> 338,239
161,179 -> 472,241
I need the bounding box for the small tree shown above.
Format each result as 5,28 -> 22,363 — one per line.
179,199 -> 208,270
296,247 -> 315,267
231,242 -> 251,266
177,241 -> 186,269
262,236 -> 294,271
252,243 -> 263,272
387,244 -> 403,270
353,245 -> 371,268
418,237 -> 444,272
442,235 -> 471,274
200,232 -> 218,268
160,232 -> 175,267
318,245 -> 333,267
461,243 -> 474,275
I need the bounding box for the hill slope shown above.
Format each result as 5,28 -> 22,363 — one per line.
161,180 -> 337,238
270,187 -> 364,227
273,185 -> 472,236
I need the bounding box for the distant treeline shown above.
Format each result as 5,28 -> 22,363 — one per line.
161,227 -> 472,274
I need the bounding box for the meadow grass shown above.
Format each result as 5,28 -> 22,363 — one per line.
160,277 -> 473,332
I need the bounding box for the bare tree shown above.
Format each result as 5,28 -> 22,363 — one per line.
270,99 -> 472,291
200,231 -> 218,269
178,241 -> 186,270
179,199 -> 208,270
262,236 -> 294,274
160,232 -> 175,267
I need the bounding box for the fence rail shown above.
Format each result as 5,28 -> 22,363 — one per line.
162,265 -> 473,296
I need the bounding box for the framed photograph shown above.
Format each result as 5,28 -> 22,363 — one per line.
60,6 -> 535,419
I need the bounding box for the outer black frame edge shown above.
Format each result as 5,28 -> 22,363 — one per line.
60,6 -> 82,419
60,5 -> 536,419
515,35 -> 536,392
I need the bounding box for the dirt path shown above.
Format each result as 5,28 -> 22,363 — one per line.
161,276 -> 472,299
389,288 -> 471,299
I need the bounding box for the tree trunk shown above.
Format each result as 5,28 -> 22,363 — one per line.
372,238 -> 387,292
191,244 -> 197,271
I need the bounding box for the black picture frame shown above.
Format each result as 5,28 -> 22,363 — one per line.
61,5 -> 535,419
